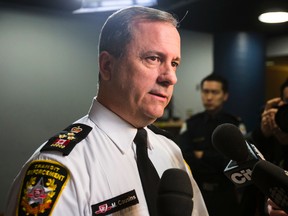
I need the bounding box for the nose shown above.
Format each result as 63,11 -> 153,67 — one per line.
206,92 -> 213,98
157,65 -> 177,87
205,92 -> 214,100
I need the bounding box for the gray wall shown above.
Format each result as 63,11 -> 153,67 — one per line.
0,5 -> 213,212
0,6 -> 105,212
175,30 -> 213,119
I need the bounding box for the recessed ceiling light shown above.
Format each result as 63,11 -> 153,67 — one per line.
258,11 -> 288,23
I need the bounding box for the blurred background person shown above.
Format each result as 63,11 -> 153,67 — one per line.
246,78 -> 288,215
178,73 -> 246,216
249,78 -> 288,154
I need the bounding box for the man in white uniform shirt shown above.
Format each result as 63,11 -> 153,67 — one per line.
5,6 -> 208,216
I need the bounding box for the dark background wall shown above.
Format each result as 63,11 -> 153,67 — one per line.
213,32 -> 266,131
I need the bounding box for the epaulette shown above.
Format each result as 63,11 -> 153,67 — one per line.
147,124 -> 176,142
40,123 -> 92,156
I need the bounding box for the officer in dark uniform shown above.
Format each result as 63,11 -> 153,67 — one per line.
179,73 -> 246,216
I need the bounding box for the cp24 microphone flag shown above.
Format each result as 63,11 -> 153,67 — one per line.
212,123 -> 265,187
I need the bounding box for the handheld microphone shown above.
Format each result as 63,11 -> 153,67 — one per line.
157,168 -> 193,216
212,123 -> 264,187
252,160 -> 288,213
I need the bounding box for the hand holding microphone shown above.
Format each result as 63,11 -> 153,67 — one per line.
267,198 -> 288,216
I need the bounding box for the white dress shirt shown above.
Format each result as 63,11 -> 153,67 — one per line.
5,98 -> 208,216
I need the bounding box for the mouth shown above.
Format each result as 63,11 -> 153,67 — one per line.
149,91 -> 168,101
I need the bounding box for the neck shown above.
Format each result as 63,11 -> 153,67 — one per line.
206,108 -> 222,116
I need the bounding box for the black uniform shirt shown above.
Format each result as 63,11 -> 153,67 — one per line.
179,110 -> 245,174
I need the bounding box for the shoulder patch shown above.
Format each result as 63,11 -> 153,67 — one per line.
40,123 -> 92,156
17,160 -> 70,215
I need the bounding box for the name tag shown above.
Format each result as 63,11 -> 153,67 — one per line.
91,190 -> 139,215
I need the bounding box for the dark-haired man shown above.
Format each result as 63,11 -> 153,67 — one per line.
179,73 -> 246,216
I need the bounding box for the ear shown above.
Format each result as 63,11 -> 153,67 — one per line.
99,51 -> 114,81
224,92 -> 229,101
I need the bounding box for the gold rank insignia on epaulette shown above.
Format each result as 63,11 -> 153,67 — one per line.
40,123 -> 92,156
17,160 -> 69,215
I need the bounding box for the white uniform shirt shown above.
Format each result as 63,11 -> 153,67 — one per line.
5,98 -> 208,216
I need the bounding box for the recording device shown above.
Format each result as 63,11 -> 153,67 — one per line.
157,168 -> 193,216
212,123 -> 265,188
275,104 -> 288,133
252,160 -> 288,213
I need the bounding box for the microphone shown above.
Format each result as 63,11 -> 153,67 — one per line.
252,160 -> 288,213
212,123 -> 264,187
157,168 -> 193,216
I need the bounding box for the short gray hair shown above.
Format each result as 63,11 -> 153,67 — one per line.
98,6 -> 179,58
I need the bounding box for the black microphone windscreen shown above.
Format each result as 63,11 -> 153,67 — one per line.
212,123 -> 249,162
158,168 -> 193,216
252,160 -> 288,213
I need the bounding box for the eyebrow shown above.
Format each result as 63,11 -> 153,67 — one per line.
173,56 -> 181,63
142,50 -> 181,62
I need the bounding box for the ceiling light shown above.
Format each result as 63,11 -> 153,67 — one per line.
258,11 -> 288,23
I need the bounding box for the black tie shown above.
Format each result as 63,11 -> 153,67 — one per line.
134,128 -> 160,216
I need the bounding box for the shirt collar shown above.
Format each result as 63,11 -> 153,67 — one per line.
88,97 -> 139,154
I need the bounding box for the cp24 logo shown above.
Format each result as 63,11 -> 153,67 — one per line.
231,169 -> 252,184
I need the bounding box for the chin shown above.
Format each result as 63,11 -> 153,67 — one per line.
142,105 -> 164,119
145,111 -> 163,121
205,106 -> 215,111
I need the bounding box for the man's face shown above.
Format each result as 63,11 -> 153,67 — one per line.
201,80 -> 228,113
99,21 -> 181,127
